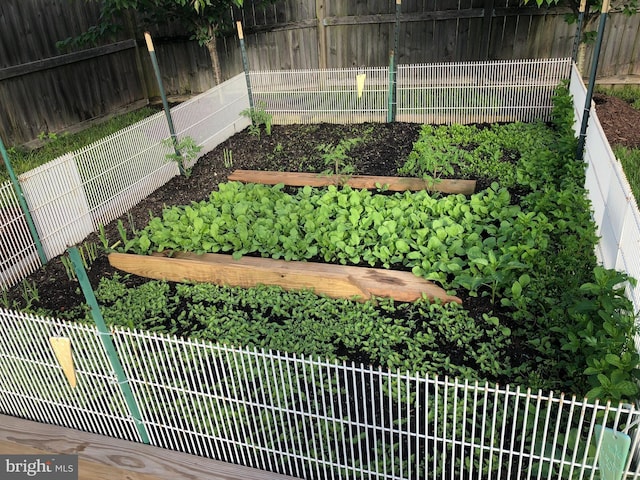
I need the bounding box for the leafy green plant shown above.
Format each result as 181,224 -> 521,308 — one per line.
0,289 -> 14,310
37,131 -> 63,142
19,279 -> 40,311
116,219 -> 137,253
316,137 -> 362,177
561,267 -> 639,402
162,135 -> 202,176
60,242 -> 98,280
240,101 -> 272,138
97,224 -> 121,252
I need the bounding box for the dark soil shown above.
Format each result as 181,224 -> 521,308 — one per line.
6,97 -> 640,320
593,93 -> 640,149
7,122 -> 422,316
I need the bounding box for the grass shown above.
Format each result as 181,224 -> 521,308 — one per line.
613,146 -> 640,203
1,106 -> 160,183
596,84 -> 640,204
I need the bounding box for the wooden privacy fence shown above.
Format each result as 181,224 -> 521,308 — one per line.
249,58 -> 572,125
3,0 -> 640,146
1,309 -> 640,479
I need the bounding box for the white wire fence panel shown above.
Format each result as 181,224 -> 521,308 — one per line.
18,153 -> 93,260
172,74 -> 251,169
113,329 -> 640,480
73,112 -> 179,230
570,64 -> 587,134
397,58 -> 572,124
572,69 -> 640,319
249,67 -> 389,125
0,182 -> 41,290
0,309 -> 141,442
587,111 -> 640,315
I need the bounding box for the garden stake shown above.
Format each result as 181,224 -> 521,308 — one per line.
387,0 -> 401,122
144,32 -> 185,176
576,0 -> 610,161
571,0 -> 587,64
237,22 -> 255,115
0,136 -> 47,265
68,246 -> 150,444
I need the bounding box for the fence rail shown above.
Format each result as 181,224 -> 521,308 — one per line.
251,58 -> 572,125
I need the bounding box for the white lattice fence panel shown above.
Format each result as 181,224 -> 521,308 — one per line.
0,310 -> 141,442
72,112 -> 178,230
250,67 -> 389,125
172,74 -> 250,168
18,153 -> 93,260
0,182 -> 41,289
113,329 -> 640,480
397,58 -> 572,124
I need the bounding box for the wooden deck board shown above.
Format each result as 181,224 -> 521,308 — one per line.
228,169 -> 477,195
109,252 -> 462,304
0,414 -> 300,480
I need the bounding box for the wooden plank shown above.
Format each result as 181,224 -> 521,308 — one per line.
109,252 -> 462,304
0,40 -> 137,81
228,170 -> 476,195
0,414 -> 299,480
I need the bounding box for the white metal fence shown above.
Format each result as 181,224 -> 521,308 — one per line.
570,65 -> 640,318
0,183 -> 41,287
250,58 -> 572,125
2,310 -> 640,479
0,74 -> 250,289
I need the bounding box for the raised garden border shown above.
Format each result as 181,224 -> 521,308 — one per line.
108,251 -> 462,304
228,170 -> 476,195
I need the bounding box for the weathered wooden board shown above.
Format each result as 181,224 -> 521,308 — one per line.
228,170 -> 476,194
0,414 -> 299,480
109,252 -> 462,304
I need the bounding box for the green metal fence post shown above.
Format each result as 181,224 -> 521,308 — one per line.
68,247 -> 150,444
387,0 -> 401,123
576,0 -> 610,161
144,32 -> 185,176
237,22 -> 255,113
0,136 -> 47,265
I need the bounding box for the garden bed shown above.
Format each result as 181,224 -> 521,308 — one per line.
4,89 -> 639,402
